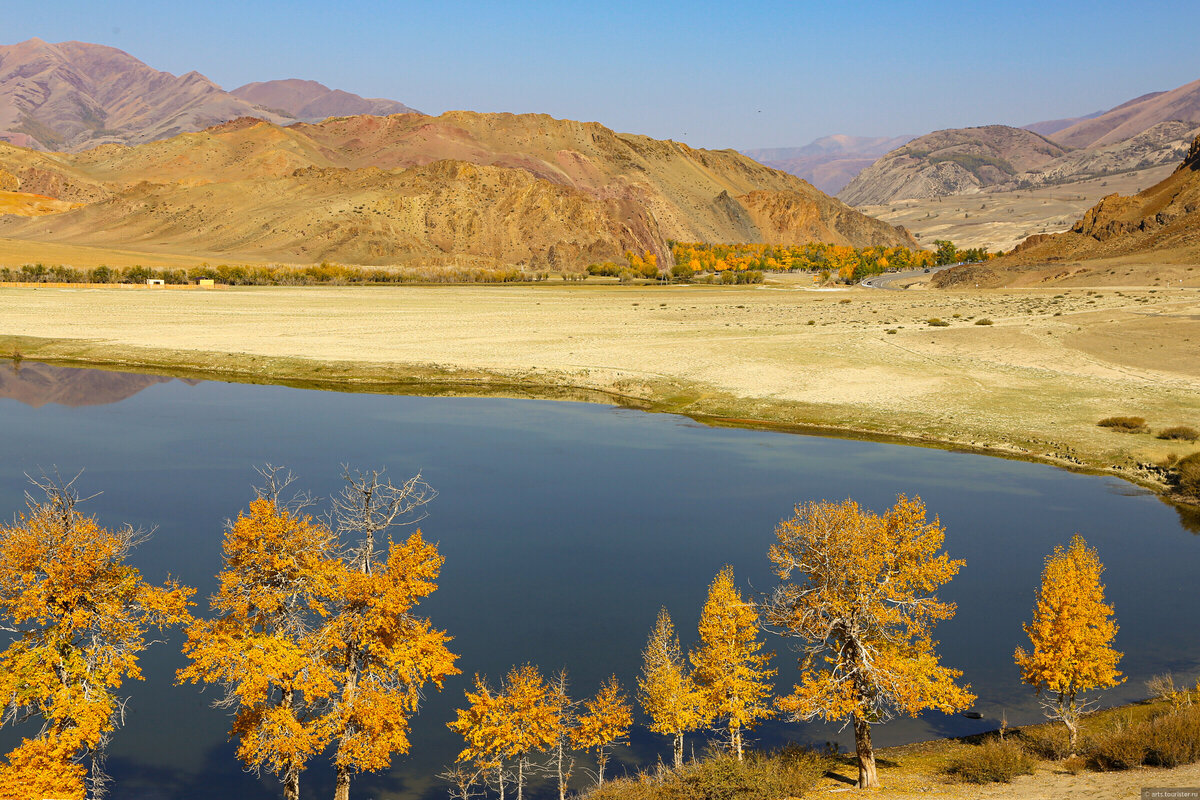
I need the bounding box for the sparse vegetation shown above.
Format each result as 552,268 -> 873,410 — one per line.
584,747 -> 828,800
974,318 -> 994,325
1097,416 -> 1148,433
927,318 -> 951,327
1157,425 -> 1199,442
945,738 -> 1035,784
1176,453 -> 1200,497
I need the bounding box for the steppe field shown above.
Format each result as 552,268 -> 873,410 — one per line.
3,273 -> 1199,493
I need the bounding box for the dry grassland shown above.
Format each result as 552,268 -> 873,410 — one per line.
1,275 -> 1198,494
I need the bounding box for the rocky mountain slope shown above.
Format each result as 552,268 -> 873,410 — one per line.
934,134 -> 1200,286
0,112 -> 917,269
0,39 -> 419,152
1050,79 -> 1200,149
743,134 -> 913,194
839,125 -> 1067,205
230,79 -> 418,122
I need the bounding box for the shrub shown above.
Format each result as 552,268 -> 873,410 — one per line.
1158,426 -> 1200,442
1097,416 -> 1148,433
927,318 -> 951,327
974,318 -> 994,325
586,747 -> 827,800
1086,719 -> 1147,771
1019,725 -> 1071,760
945,738 -> 1035,784
1145,705 -> 1200,767
1177,453 -> 1200,497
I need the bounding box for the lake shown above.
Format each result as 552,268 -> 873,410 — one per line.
1,361 -> 1197,798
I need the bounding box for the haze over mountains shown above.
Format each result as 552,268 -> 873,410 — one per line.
743,135 -> 913,195
0,38 -> 419,152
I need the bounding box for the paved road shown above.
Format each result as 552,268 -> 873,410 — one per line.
860,263 -> 959,290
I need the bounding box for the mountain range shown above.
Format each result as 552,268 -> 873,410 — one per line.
838,77 -> 1200,206
743,135 -> 913,195
0,110 -> 916,269
0,38 -> 418,152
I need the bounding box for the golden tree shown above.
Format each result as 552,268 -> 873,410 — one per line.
447,675 -> 509,799
449,664 -> 563,800
324,469 -> 457,800
690,566 -> 775,761
1015,534 -> 1123,753
638,607 -> 707,768
570,676 -> 632,786
0,477 -> 193,800
765,495 -> 974,789
178,487 -> 341,800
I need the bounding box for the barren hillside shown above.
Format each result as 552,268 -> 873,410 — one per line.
231,79 -> 418,122
1051,79 -> 1200,148
0,112 -> 917,269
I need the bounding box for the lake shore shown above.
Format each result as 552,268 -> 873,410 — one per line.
2,278 -> 1198,501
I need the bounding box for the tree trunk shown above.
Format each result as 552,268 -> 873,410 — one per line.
732,722 -> 743,761
334,764 -> 351,800
556,741 -> 567,800
598,751 -> 606,786
674,732 -> 684,769
1065,717 -> 1079,756
517,756 -> 524,800
284,766 -> 300,800
497,765 -> 505,800
853,715 -> 879,789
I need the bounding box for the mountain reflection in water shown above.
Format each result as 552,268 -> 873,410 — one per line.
0,361 -> 197,408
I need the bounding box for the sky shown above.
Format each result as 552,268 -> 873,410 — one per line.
6,0 -> 1200,150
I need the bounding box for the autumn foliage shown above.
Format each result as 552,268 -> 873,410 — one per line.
638,608 -> 707,768
690,566 -> 776,761
0,479 -> 193,800
1015,534 -> 1124,752
766,495 -> 974,788
570,676 -> 632,785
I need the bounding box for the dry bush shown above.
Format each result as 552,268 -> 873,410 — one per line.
1158,426 -> 1199,442
1097,416 -> 1148,433
927,318 -> 951,327
1086,719 -> 1146,771
945,738 -> 1035,784
1062,755 -> 1087,775
586,747 -> 828,800
1177,453 -> 1200,497
974,318 -> 994,325
1146,673 -> 1178,703
1145,705 -> 1200,767
1019,725 -> 1071,760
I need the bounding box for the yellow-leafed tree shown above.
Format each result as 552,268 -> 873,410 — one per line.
324,469 -> 457,800
690,566 -> 775,761
1015,534 -> 1123,753
178,493 -> 341,800
766,495 -> 974,789
448,664 -> 564,800
0,477 -> 193,800
638,607 -> 707,768
570,676 -> 632,785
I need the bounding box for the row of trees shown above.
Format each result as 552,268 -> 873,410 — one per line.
0,262 -> 539,286
0,475 -> 1123,798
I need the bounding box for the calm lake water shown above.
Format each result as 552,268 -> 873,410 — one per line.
1,361 -> 1197,799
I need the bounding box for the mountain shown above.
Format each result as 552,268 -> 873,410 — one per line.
0,39 -> 419,152
934,134 -> 1200,287
996,120 -> 1200,191
1050,80 -> 1200,149
743,134 -> 913,194
231,79 -> 418,122
0,38 -> 294,152
1022,109 -> 1106,137
838,125 -> 1067,206
0,112 -> 918,270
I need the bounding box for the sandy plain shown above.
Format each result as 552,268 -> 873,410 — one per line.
2,274 -> 1198,496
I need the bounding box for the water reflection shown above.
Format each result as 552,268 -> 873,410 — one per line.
0,360 -> 196,408
0,362 -> 1197,799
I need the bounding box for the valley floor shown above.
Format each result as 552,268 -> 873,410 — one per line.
1,276 -> 1199,499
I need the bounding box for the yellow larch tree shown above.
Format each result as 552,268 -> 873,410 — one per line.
1015,534 -> 1123,754
323,469 -> 458,800
447,675 -> 509,799
765,495 -> 974,790
0,477 -> 193,800
637,607 -> 707,768
448,664 -> 563,800
570,676 -> 632,786
178,490 -> 341,800
690,566 -> 775,761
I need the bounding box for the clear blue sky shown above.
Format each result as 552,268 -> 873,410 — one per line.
6,0 -> 1199,150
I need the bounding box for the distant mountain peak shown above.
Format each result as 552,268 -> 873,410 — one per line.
230,78 -> 418,123
0,38 -> 418,152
